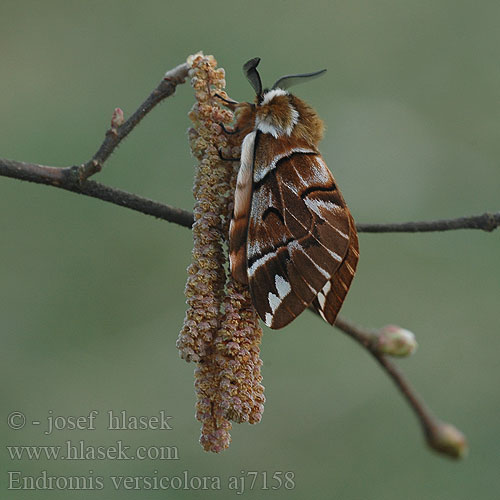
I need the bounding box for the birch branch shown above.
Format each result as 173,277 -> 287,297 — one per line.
1,156 -> 498,234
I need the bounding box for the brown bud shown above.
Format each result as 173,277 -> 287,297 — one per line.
428,421 -> 468,459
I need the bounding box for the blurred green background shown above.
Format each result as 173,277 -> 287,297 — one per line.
1,1 -> 499,498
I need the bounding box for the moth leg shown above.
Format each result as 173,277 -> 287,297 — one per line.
220,123 -> 240,135
214,93 -> 239,110
218,148 -> 240,162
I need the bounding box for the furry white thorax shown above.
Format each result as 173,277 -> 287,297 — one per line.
255,88 -> 299,138
261,88 -> 288,105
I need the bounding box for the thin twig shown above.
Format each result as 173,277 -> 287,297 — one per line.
0,158 -> 194,227
0,158 -> 498,235
357,212 -> 500,233
334,316 -> 466,458
83,62 -> 190,181
334,316 -> 436,428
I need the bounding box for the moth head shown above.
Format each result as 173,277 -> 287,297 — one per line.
243,58 -> 327,143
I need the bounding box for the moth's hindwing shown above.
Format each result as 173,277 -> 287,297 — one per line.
310,212 -> 359,323
246,134 -> 358,329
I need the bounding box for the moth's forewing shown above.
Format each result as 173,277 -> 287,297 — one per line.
246,134 -> 356,328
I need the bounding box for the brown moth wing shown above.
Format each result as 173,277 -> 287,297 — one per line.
310,211 -> 359,325
247,134 -> 354,329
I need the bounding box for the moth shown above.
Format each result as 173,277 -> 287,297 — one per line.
225,58 -> 359,329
